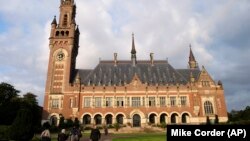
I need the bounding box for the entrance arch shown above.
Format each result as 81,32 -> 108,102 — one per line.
181,113 -> 190,123
94,114 -> 102,125
50,115 -> 58,126
105,114 -> 113,125
171,113 -> 179,124
116,114 -> 124,125
149,113 -> 157,124
160,113 -> 168,124
133,114 -> 141,127
82,114 -> 91,125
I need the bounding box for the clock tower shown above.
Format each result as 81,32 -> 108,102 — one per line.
44,0 -> 79,113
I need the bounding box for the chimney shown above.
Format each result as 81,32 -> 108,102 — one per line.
150,53 -> 154,66
114,53 -> 118,66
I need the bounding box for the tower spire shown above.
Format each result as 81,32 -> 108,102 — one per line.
188,44 -> 198,69
131,33 -> 137,66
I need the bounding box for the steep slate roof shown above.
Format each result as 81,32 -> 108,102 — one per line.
74,60 -> 200,86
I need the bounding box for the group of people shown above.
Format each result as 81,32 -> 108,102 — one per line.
40,126 -> 81,141
40,125 -> 102,141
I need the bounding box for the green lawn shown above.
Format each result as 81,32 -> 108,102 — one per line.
113,133 -> 166,141
46,132 -> 166,141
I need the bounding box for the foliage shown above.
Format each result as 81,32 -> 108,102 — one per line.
127,122 -> 132,127
114,122 -> 120,131
9,108 -> 34,141
228,106 -> 250,124
0,82 -> 21,125
0,125 -> 10,140
0,82 -> 20,106
159,122 -> 167,128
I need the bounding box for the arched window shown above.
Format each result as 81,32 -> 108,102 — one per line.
63,14 -> 68,26
204,101 -> 214,115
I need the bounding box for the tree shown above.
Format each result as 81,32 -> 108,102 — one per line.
0,82 -> 21,125
23,92 -> 38,105
9,108 -> 34,141
0,82 -> 20,105
22,92 -> 42,131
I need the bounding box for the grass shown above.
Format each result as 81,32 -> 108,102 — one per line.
41,132 -> 166,141
112,133 -> 166,141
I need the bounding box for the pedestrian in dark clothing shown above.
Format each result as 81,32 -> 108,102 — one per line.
90,125 -> 101,141
57,129 -> 68,141
104,126 -> 108,135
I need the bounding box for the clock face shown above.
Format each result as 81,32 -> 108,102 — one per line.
56,51 -> 65,61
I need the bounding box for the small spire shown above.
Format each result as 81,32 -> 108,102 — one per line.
51,16 -> 57,25
131,33 -> 136,54
188,44 -> 198,69
189,44 -> 196,62
131,33 -> 137,66
150,53 -> 154,66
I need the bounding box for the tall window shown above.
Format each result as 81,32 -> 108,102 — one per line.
84,97 -> 91,107
51,99 -> 59,109
142,97 -> 145,106
63,14 -> 68,26
180,96 -> 187,106
127,97 -> 130,106
132,97 -> 141,107
106,97 -> 112,107
116,97 -> 124,107
204,101 -> 214,115
202,81 -> 210,86
170,96 -> 176,106
149,97 -> 156,107
69,98 -> 73,108
95,97 -> 102,107
160,97 -> 166,107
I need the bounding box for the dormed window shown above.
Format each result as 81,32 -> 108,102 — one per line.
204,101 -> 214,115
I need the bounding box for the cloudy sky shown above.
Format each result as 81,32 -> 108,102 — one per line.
0,0 -> 249,111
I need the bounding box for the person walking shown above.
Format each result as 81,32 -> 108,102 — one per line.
40,128 -> 51,141
70,126 -> 82,141
90,125 -> 101,141
104,125 -> 108,136
57,129 -> 68,141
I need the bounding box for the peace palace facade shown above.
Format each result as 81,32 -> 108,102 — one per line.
42,0 -> 228,127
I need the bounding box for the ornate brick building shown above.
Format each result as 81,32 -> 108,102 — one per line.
43,0 -> 228,127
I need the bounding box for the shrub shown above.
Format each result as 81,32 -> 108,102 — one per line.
160,122 -> 167,128
9,108 -> 34,141
127,122 -> 132,127
0,125 -> 10,140
113,123 -> 120,131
